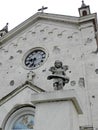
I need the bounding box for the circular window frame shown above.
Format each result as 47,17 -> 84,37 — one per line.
2,105 -> 35,130
22,47 -> 48,70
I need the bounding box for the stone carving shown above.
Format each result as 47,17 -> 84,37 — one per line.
47,60 -> 69,90
57,33 -> 62,38
70,80 -> 76,86
17,50 -> 22,54
43,37 -> 47,41
0,23 -> 8,37
78,77 -> 85,87
95,69 -> 98,74
9,56 -> 14,60
24,25 -> 76,44
86,38 -> 92,43
10,80 -> 15,86
48,31 -> 53,35
53,46 -> 60,54
1,23 -> 8,32
27,71 -> 35,81
0,62 -> 2,66
67,35 -> 73,39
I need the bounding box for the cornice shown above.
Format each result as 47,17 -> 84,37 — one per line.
0,12 -> 97,45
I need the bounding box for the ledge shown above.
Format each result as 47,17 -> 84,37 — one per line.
31,89 -> 83,114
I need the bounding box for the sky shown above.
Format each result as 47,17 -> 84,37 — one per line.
0,0 -> 98,31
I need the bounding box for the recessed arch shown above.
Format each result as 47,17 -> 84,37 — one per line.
2,104 -> 35,130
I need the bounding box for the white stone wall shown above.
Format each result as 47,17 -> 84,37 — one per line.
0,87 -> 35,126
0,18 -> 98,128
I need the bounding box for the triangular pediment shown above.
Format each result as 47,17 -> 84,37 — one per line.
0,81 -> 45,106
0,12 -> 97,44
0,12 -> 97,100
0,11 -> 97,105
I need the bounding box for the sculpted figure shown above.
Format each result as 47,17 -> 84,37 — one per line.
0,23 -> 9,37
0,23 -> 8,33
47,60 -> 69,90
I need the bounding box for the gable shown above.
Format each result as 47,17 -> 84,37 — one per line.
0,11 -> 98,128
0,12 -> 97,99
0,81 -> 42,126
0,81 -> 45,106
0,14 -> 80,98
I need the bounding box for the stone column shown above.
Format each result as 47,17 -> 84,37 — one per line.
31,89 -> 83,130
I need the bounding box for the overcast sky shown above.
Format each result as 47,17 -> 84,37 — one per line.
0,0 -> 98,30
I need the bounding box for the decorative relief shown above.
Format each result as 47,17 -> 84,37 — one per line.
0,62 -> 2,66
1,43 -> 14,54
35,24 -> 41,29
16,50 -> 22,54
9,56 -> 14,60
32,31 -> 36,35
72,32 -> 78,35
81,53 -> 85,59
13,44 -> 18,47
78,77 -> 85,87
17,37 -> 24,43
84,37 -> 93,46
72,32 -> 79,41
57,33 -> 62,38
42,68 -> 46,72
43,37 -> 47,41
40,29 -> 44,33
10,66 -> 13,68
26,31 -> 35,40
61,30 -> 67,34
43,26 -> 49,31
86,38 -> 93,43
4,50 -> 8,53
27,71 -> 35,81
53,46 -> 60,54
23,37 -> 27,40
52,28 -> 58,32
48,31 -> 53,35
70,80 -> 76,86
10,80 -> 15,86
67,35 -> 73,39
47,60 -> 69,90
95,69 -> 98,74
17,24 -> 79,44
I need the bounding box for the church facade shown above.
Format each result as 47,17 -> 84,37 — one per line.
0,1 -> 98,130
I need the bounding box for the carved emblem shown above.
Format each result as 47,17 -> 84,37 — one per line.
47,60 -> 69,90
27,71 -> 35,81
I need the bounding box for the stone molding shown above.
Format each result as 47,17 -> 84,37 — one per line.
31,89 -> 83,114
0,81 -> 45,106
0,12 -> 97,44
